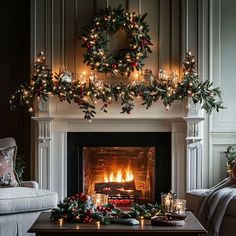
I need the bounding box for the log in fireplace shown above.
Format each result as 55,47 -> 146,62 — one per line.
67,132 -> 171,204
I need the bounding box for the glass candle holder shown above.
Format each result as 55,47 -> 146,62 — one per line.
92,193 -> 108,207
161,192 -> 176,213
172,199 -> 186,215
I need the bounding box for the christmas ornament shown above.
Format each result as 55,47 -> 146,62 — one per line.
58,68 -> 73,83
81,5 -> 152,76
142,69 -> 155,84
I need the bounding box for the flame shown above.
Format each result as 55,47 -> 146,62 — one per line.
104,165 -> 134,182
109,172 -> 114,182
125,166 -> 133,181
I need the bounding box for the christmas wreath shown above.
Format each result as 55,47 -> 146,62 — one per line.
81,5 -> 152,76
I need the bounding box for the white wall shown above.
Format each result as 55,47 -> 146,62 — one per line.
208,0 -> 236,186
184,0 -> 236,188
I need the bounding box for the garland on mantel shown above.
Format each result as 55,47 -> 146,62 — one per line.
9,51 -> 224,121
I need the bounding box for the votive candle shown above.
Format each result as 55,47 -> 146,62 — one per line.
173,199 -> 186,215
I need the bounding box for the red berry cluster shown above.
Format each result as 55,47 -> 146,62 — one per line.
82,209 -> 93,223
67,193 -> 89,203
96,205 -> 114,215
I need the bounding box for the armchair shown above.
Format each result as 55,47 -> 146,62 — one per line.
0,137 -> 58,236
186,178 -> 236,236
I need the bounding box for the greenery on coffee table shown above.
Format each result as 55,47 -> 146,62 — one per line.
130,203 -> 164,219
50,193 -> 164,224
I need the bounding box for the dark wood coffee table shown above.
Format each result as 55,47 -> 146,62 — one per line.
28,211 -> 207,236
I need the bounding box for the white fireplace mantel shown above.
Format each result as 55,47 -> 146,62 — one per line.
32,97 -> 204,200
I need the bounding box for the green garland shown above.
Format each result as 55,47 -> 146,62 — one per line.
81,5 -> 152,76
51,193 -> 114,224
9,51 -> 224,121
50,193 -> 164,224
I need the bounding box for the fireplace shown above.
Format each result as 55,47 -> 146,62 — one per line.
84,146 -> 155,204
67,132 -> 171,203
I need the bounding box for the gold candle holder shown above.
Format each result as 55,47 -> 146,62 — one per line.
172,199 -> 186,215
92,193 -> 108,207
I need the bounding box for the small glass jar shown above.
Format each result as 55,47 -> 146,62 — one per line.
92,193 -> 108,207
161,192 -> 176,213
142,69 -> 154,84
172,199 -> 186,215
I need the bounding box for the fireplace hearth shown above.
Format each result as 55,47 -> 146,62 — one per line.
67,132 -> 171,203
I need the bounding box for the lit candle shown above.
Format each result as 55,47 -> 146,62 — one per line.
59,218 -> 63,227
96,221 -> 101,229
140,216 -> 144,228
172,71 -> 178,85
161,192 -> 176,213
92,194 -> 108,207
173,199 -> 186,215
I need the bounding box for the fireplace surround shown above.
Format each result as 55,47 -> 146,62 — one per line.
32,96 -> 204,201
67,132 -> 171,203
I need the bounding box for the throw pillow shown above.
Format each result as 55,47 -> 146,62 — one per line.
0,146 -> 19,187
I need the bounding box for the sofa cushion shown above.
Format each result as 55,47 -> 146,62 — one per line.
226,197 -> 236,217
185,189 -> 210,216
186,189 -> 236,217
0,187 -> 58,215
0,146 -> 19,187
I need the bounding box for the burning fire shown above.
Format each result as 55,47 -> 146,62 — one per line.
104,165 -> 134,183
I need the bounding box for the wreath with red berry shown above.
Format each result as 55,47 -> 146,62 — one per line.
81,5 -> 152,77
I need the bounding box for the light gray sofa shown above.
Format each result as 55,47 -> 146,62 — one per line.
0,180 -> 58,236
186,180 -> 236,236
0,137 -> 58,236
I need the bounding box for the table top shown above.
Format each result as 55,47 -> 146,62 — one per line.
28,211 -> 207,234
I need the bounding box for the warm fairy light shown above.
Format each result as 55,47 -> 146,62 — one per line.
134,72 -> 139,79
104,165 -> 134,183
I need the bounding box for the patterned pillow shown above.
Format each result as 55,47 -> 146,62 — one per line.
0,146 -> 19,187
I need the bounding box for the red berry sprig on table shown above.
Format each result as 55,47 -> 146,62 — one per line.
96,204 -> 114,215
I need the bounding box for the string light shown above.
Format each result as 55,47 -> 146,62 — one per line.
81,6 -> 152,76
9,51 -> 224,121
